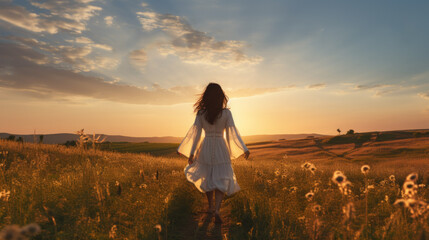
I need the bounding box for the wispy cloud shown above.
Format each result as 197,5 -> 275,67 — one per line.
4,36 -> 117,72
418,92 -> 429,100
104,16 -> 114,26
0,0 -> 101,34
0,42 -> 284,105
136,8 -> 262,67
307,83 -> 326,90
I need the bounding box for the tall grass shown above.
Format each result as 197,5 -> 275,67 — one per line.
1,139 -> 428,239
228,158 -> 429,239
0,140 -> 196,239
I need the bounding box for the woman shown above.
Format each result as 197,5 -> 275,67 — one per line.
177,83 -> 250,223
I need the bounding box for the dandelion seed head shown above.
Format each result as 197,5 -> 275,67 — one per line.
360,165 -> 370,174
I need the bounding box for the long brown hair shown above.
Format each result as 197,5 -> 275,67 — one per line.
194,83 -> 228,124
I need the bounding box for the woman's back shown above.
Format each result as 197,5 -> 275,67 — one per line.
199,109 -> 229,136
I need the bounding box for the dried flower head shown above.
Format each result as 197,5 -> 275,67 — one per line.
332,171 -> 346,185
301,162 -> 311,169
312,204 -> 322,212
403,181 -> 416,190
305,191 -> 314,201
360,165 -> 370,175
406,172 -> 418,182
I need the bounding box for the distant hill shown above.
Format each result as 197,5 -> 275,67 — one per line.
0,132 -> 327,144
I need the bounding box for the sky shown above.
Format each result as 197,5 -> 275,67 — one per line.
0,0 -> 429,137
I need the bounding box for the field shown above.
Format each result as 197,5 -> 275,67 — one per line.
0,131 -> 428,239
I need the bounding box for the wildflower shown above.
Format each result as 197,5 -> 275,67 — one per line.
360,165 -> 370,175
403,181 -> 416,190
403,188 -> 416,198
312,204 -> 322,212
298,216 -> 305,221
367,185 -> 374,189
154,224 -> 162,233
236,222 -> 242,226
290,186 -> 297,193
266,179 -> 272,184
164,195 -> 170,204
389,175 -> 395,182
394,199 -> 408,208
274,169 -> 280,177
139,184 -> 147,189
384,195 -> 389,203
418,184 -> 426,188
340,181 -> 353,195
332,171 -> 346,185
309,165 -> 317,174
281,174 -> 287,179
305,191 -> 314,201
301,162 -> 311,169
283,154 -> 288,159
406,172 -> 418,182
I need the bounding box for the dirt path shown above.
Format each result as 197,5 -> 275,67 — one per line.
179,201 -> 232,240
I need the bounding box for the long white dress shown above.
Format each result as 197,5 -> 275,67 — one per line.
177,108 -> 248,195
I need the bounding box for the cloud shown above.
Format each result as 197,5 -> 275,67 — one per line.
136,11 -> 262,67
0,42 -> 279,105
69,36 -> 113,51
104,16 -> 113,26
0,1 -> 101,34
307,83 -> 326,90
4,36 -> 117,72
354,84 -> 390,90
418,92 -> 429,100
129,49 -> 148,71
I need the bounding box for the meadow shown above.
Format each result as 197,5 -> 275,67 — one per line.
0,131 -> 428,239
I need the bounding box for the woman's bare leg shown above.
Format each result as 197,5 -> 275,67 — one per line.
214,189 -> 224,223
205,191 -> 214,213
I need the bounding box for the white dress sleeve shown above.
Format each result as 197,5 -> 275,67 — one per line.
177,113 -> 203,158
225,109 -> 248,159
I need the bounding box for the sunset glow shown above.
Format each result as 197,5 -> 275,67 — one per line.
1,1 -> 428,137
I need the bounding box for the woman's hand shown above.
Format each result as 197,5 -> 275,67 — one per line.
188,154 -> 194,165
244,150 -> 250,160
